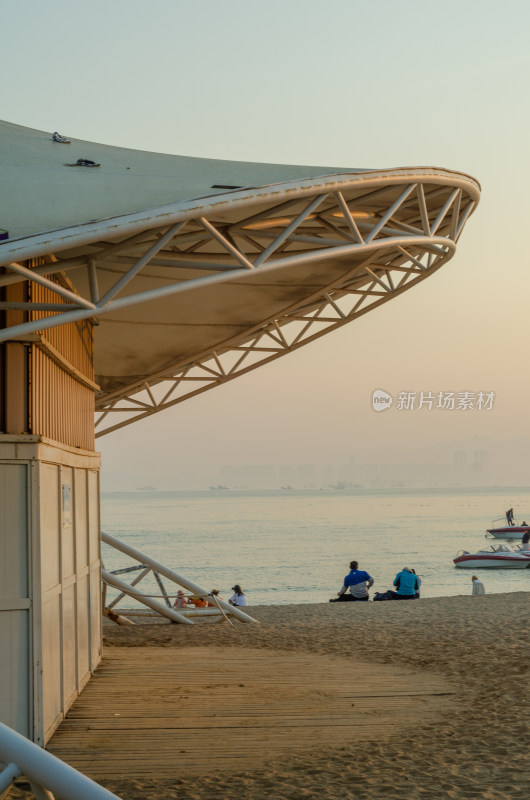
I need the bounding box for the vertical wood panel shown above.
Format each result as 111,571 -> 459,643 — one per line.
39,464 -> 60,592
74,469 -> 88,571
0,611 -> 30,737
0,464 -> 28,597
61,583 -> 77,708
61,467 -> 75,579
28,268 -> 95,450
76,575 -> 90,688
42,593 -> 62,738
0,462 -> 30,737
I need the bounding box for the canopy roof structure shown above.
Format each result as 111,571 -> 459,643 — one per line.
0,121 -> 480,437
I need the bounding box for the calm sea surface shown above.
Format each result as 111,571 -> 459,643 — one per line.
100,487 -> 530,606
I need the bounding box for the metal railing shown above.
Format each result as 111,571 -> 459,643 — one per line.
0,721 -> 122,800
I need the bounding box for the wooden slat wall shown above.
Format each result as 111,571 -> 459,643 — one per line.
28,266 -> 95,450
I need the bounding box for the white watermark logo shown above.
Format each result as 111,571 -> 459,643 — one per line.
371,390 -> 495,412
371,389 -> 393,412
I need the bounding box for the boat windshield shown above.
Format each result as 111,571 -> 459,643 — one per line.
478,544 -> 515,554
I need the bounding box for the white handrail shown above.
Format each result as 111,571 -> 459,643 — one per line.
0,722 -> 122,800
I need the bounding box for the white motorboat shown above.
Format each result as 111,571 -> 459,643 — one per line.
486,516 -> 530,540
454,543 -> 530,569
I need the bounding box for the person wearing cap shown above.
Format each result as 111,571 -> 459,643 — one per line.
174,590 -> 187,609
207,589 -> 223,607
229,585 -> 247,606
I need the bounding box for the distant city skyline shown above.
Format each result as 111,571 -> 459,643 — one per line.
100,435 -> 530,492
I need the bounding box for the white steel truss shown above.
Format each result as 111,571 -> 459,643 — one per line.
0,171 -> 479,436
102,531 -> 256,625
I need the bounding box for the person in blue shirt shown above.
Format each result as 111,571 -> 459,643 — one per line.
389,567 -> 418,599
330,560 -> 374,602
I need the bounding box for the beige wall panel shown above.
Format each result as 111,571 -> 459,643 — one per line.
74,468 -> 88,571
87,469 -> 99,565
89,566 -> 102,670
0,463 -> 28,598
60,467 -> 75,579
39,463 -> 60,592
0,611 -> 30,737
1,436 -> 100,744
42,593 -> 62,738
76,574 -> 90,687
61,582 -> 77,708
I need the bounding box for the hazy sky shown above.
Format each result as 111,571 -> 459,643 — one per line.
3,1 -> 530,489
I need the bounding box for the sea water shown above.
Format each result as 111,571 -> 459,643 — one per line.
101,486 -> 530,606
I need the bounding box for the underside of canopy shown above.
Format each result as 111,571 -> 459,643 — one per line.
0,121 -> 480,436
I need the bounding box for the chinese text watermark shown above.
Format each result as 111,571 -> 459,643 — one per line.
371,390 -> 495,412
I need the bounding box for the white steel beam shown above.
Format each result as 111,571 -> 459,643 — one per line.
334,191 -> 364,243
97,220 -> 188,305
6,263 -> 95,309
253,194 -> 327,267
364,184 -> 416,243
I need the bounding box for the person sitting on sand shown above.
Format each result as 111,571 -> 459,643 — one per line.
207,589 -> 223,607
189,595 -> 208,608
173,589 -> 188,609
471,575 -> 485,595
229,585 -> 248,606
410,568 -> 421,599
330,560 -> 374,602
388,567 -> 418,600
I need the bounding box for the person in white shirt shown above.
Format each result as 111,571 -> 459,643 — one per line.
471,575 -> 485,595
229,585 -> 248,606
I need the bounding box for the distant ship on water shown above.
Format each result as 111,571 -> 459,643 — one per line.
136,485 -> 156,491
209,485 -> 229,490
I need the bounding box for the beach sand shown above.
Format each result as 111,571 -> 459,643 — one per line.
14,592 -> 530,800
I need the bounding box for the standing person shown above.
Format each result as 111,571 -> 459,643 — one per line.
229,585 -> 248,606
506,508 -> 514,526
410,568 -> 421,599
471,575 -> 485,595
389,567 -> 418,599
521,530 -> 530,551
331,560 -> 374,602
